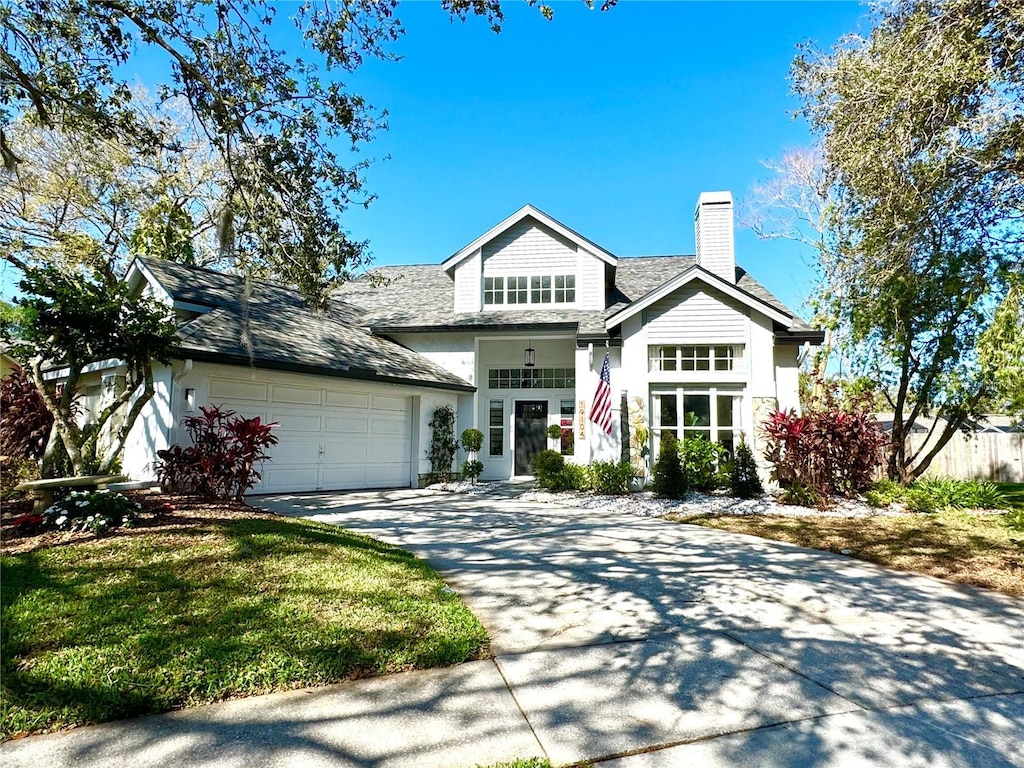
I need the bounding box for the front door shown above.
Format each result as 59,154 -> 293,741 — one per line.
514,400 -> 548,475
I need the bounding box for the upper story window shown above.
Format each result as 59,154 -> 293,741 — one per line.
650,345 -> 743,372
483,277 -> 504,305
483,274 -> 576,306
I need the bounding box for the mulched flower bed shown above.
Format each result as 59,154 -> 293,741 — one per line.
1,491 -> 272,555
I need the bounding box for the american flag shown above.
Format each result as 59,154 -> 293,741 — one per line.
588,352 -> 613,435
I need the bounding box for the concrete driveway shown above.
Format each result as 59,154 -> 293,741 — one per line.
3,488 -> 1023,767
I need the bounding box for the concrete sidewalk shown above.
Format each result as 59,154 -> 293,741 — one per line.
3,489 -> 1023,767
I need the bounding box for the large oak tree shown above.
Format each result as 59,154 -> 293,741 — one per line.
790,0 -> 1024,481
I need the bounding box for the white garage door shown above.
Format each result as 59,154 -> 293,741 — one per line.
208,375 -> 413,493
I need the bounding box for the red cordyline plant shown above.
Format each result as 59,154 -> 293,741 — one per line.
155,405 -> 279,501
0,366 -> 53,460
762,390 -> 888,503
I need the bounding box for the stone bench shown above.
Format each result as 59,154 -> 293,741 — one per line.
15,475 -> 129,515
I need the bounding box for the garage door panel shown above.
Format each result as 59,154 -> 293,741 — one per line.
319,466 -> 368,488
325,391 -> 369,409
211,379 -> 268,402
269,440 -> 321,463
365,465 -> 410,486
371,394 -> 411,412
271,385 -> 321,405
322,438 -> 370,460
323,415 -> 369,434
260,466 -> 320,492
368,440 -> 407,462
269,410 -> 322,433
371,417 -> 411,437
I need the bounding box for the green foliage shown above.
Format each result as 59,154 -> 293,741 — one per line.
460,459 -> 484,483
545,424 -> 563,440
3,263 -> 177,476
585,460 -> 633,496
729,440 -> 763,499
778,481 -> 822,509
426,406 -> 459,479
868,477 -> 1009,512
532,449 -> 565,488
0,514 -> 488,738
904,488 -> 938,515
651,432 -> 688,499
41,490 -> 140,535
864,479 -> 906,508
547,463 -> 587,492
460,428 -> 484,453
681,438 -> 727,492
792,0 -> 1024,480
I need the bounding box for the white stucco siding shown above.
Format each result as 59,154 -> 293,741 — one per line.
122,364 -> 173,481
645,284 -> 748,344
453,250 -> 481,313
577,250 -> 606,310
482,219 -> 577,277
748,311 -> 778,399
389,332 -> 477,388
774,344 -> 801,413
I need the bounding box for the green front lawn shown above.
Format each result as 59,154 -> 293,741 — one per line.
1,502 -> 488,740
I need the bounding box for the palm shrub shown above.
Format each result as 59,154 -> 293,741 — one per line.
652,432 -> 687,499
730,439 -> 763,498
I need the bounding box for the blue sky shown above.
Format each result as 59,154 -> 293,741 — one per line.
340,0 -> 869,316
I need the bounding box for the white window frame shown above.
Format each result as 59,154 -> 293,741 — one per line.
651,386 -> 745,460
649,345 -> 743,373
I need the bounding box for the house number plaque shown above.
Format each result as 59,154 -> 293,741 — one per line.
578,400 -> 586,439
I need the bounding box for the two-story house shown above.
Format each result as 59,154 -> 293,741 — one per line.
113,191 -> 820,492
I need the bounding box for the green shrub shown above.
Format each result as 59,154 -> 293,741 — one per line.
652,432 -> 687,499
681,438 -> 726,492
729,440 -> 763,499
909,477 -> 1008,510
548,463 -> 587,492
904,487 -> 938,514
460,428 -> 484,453
532,449 -> 565,488
545,424 -> 563,441
586,460 -> 633,495
865,479 -> 906,508
778,481 -> 821,508
42,490 -> 140,534
1007,507 -> 1024,532
461,459 -> 484,483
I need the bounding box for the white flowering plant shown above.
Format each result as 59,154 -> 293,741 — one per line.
42,490 -> 142,534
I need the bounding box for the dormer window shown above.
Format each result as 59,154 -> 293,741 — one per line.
483,274 -> 576,306
484,277 -> 504,305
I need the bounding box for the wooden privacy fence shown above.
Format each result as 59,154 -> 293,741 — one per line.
908,432 -> 1024,483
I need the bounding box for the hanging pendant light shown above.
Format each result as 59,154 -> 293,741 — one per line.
524,341 -> 536,368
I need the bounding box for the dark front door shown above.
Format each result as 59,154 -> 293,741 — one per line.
514,400 -> 548,475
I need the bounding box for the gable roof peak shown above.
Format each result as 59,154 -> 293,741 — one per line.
442,204 -> 617,272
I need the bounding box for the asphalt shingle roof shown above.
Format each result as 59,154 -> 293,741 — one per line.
338,255 -> 819,339
138,258 -> 475,392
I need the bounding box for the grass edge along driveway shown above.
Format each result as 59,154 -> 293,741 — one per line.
1,509 -> 488,741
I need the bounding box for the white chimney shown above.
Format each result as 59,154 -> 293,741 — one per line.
694,191 -> 735,283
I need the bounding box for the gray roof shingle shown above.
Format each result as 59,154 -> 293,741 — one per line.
338,255 -> 820,340
138,258 -> 475,392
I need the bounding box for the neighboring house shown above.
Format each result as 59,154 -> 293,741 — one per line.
89,191 -> 821,493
